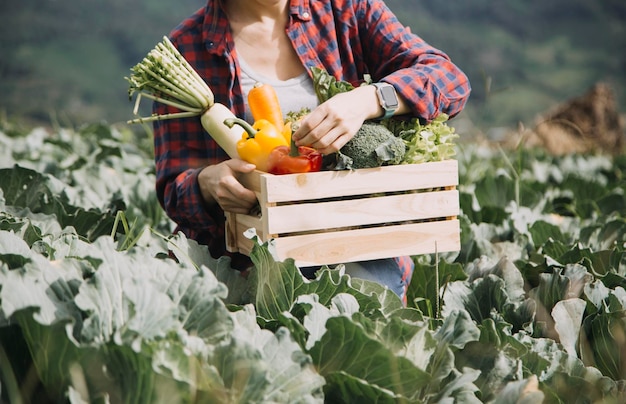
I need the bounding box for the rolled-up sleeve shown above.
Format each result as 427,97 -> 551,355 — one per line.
153,101 -> 228,246
362,1 -> 471,121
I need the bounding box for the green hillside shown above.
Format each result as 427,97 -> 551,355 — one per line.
1,0 -> 625,133
385,0 -> 626,131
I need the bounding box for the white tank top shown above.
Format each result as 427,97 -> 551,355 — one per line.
238,56 -> 319,123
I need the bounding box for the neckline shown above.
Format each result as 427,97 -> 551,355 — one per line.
238,55 -> 309,87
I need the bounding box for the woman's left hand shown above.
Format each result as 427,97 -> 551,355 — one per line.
291,85 -> 380,155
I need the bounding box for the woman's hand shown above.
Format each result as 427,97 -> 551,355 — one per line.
291,85 -> 380,155
198,159 -> 258,214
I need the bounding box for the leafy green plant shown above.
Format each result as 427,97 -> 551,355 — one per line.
3,122 -> 626,403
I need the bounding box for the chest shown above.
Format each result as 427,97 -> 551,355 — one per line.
232,23 -> 305,81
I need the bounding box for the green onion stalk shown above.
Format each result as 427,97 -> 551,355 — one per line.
125,36 -> 214,123
125,36 -> 241,159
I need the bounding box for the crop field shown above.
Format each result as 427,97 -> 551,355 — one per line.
1,120 -> 626,403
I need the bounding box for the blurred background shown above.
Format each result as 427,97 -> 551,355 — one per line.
1,0 -> 625,139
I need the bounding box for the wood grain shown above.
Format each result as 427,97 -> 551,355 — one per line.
226,160 -> 461,265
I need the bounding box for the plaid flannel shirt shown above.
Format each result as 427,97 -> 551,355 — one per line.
153,0 -> 471,270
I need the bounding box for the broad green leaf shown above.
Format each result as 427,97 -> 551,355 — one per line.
597,193 -> 626,216
151,337 -> 226,395
407,259 -> 466,318
584,280 -> 612,311
12,310 -> 82,403
212,256 -> 254,305
558,245 -> 614,275
502,298 -> 537,334
551,298 -> 586,356
348,276 -> 404,315
0,166 -> 66,214
540,371 -> 617,404
435,309 -> 480,349
376,316 -> 439,371
69,237 -> 233,348
609,288 -> 626,312
311,316 -> 431,400
581,311 -> 626,380
0,166 -> 120,241
517,252 -> 552,288
529,220 -> 566,247
598,272 -> 626,296
249,243 -> 305,320
166,232 -> 214,271
248,239 -> 403,321
596,219 -> 626,250
493,376 -> 544,404
0,230 -> 33,269
454,338 -> 520,402
171,269 -> 233,343
443,275 -> 508,324
0,248 -> 83,326
97,342 -> 159,403
163,232 -> 254,306
430,367 -> 481,403
322,372 -> 399,404
269,310 -> 309,349
478,319 -> 527,356
529,265 -> 591,321
522,330 -> 624,403
479,205 -> 508,225
541,239 -> 570,262
260,326 -> 325,402
0,211 -> 45,247
466,256 -> 526,302
560,175 -> 606,219
298,293 -> 359,350
474,173 -> 516,210
225,306 -> 325,403
548,195 -> 578,217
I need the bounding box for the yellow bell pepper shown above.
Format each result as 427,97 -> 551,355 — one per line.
281,121 -> 292,144
223,117 -> 288,172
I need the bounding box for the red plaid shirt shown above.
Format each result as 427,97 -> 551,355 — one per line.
154,0 -> 471,269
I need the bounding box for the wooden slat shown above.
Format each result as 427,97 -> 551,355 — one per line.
231,220 -> 460,266
225,213 -> 263,254
243,160 -> 458,204
236,213 -> 263,234
272,219 -> 461,266
233,234 -> 255,257
265,189 -> 459,234
228,160 -> 462,263
225,212 -> 239,252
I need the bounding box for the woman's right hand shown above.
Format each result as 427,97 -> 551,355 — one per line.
197,159 -> 258,214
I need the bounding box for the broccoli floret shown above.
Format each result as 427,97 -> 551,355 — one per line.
338,122 -> 406,169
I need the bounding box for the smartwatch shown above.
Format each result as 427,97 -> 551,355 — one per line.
373,82 -> 399,119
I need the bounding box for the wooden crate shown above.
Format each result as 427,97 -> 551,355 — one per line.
225,160 -> 460,267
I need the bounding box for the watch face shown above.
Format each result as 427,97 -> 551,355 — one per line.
379,85 -> 399,108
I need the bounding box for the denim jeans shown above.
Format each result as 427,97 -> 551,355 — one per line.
300,257 -> 413,302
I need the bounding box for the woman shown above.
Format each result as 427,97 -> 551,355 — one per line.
153,0 -> 471,302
